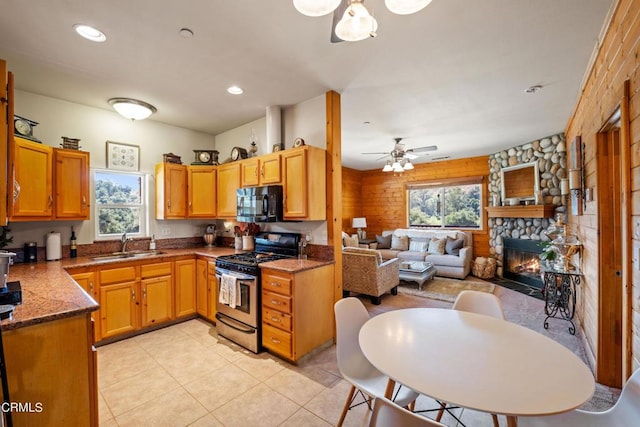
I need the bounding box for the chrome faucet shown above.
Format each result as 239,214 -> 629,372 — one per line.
121,233 -> 132,252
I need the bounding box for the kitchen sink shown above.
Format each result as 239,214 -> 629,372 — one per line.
90,250 -> 166,261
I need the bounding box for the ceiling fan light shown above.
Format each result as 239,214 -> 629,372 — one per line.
403,160 -> 414,170
385,0 -> 432,15
293,0 -> 341,16
382,161 -> 393,172
108,98 -> 157,120
335,1 -> 378,42
392,161 -> 404,173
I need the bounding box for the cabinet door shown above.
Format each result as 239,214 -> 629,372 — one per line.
155,163 -> 187,219
141,275 -> 173,327
217,163 -> 240,217
54,148 -> 90,219
260,153 -> 281,184
175,259 -> 196,318
207,261 -> 217,321
282,149 -> 307,218
196,258 -> 209,318
240,158 -> 260,187
9,137 -> 53,220
70,269 -> 101,342
188,166 -> 217,218
100,282 -> 138,338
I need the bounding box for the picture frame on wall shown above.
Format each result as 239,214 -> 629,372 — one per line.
106,141 -> 140,171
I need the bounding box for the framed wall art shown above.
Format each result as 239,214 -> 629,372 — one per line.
106,141 -> 140,171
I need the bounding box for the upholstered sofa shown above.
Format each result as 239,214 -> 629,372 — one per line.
342,247 -> 400,305
375,229 -> 473,279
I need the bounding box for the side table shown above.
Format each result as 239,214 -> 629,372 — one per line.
541,267 -> 581,334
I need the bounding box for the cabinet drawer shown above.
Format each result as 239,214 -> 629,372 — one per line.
261,273 -> 292,296
99,266 -> 136,285
141,262 -> 172,279
262,324 -> 292,357
262,291 -> 292,314
262,307 -> 292,332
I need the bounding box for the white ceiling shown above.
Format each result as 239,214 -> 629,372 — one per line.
0,0 -> 613,170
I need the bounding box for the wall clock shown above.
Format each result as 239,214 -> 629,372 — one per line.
192,149 -> 219,165
230,146 -> 248,161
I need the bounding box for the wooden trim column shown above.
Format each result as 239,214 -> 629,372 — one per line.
326,91 -> 342,304
0,60 -> 9,226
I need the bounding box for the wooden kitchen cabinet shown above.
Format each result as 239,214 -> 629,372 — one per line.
216,162 -> 241,217
281,146 -> 326,220
54,148 -> 90,219
140,261 -> 173,327
100,280 -> 139,339
240,152 -> 281,187
68,266 -> 101,342
9,136 -> 53,220
175,257 -> 197,318
196,257 -> 217,322
155,162 -> 188,219
187,165 -> 217,218
261,264 -> 334,362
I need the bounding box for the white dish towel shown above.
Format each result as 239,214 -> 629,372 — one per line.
219,274 -> 240,308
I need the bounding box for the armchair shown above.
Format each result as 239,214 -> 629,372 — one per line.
342,247 -> 400,305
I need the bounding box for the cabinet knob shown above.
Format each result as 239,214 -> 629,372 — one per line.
270,300 -> 281,305
13,180 -> 20,202
89,281 -> 93,292
271,316 -> 280,323
270,282 -> 281,287
270,337 -> 281,344
132,289 -> 136,301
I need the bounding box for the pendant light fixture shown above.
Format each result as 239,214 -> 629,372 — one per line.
384,0 -> 433,15
335,0 -> 378,41
108,98 -> 157,121
293,0 -> 342,16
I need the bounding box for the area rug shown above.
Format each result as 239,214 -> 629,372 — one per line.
398,276 -> 495,303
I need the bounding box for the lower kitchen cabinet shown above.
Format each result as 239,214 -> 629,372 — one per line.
68,266 -> 101,342
196,257 -> 217,322
261,264 -> 334,362
140,261 -> 173,327
174,258 -> 196,318
100,280 -> 138,339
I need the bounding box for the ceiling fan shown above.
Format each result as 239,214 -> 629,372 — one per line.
362,138 -> 437,172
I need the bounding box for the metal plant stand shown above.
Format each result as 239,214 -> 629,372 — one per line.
542,268 -> 581,335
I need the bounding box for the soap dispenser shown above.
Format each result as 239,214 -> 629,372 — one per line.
149,235 -> 156,251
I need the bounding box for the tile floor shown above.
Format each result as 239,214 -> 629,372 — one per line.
98,285 -> 619,426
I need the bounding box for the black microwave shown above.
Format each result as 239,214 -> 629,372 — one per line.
237,185 -> 283,222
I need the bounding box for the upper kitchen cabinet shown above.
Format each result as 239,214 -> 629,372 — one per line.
155,163 -> 187,219
54,148 -> 90,219
217,162 -> 241,218
9,137 -> 53,220
240,152 -> 281,187
187,165 -> 217,218
281,146 -> 326,220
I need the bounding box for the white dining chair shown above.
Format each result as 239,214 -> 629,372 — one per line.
369,396 -> 447,427
518,368 -> 640,427
435,290 -> 505,427
334,297 -> 419,427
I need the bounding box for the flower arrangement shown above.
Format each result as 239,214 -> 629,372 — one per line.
538,241 -> 558,263
234,222 -> 260,237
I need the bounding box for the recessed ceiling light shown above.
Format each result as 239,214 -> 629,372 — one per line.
525,85 -> 542,94
179,28 -> 194,38
227,86 -> 244,95
73,24 -> 106,42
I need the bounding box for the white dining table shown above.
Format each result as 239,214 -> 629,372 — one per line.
358,308 -> 595,427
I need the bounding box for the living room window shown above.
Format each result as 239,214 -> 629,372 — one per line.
407,178 -> 483,229
94,170 -> 148,239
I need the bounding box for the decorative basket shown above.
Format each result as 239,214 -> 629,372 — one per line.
472,257 -> 497,279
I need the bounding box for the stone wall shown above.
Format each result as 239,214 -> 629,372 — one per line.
488,133 -> 567,276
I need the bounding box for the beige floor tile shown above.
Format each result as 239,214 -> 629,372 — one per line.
304,379 -> 371,427
99,418 -> 119,427
151,340 -> 230,385
264,368 -> 325,406
98,391 -> 114,424
212,383 -> 299,427
187,413 -> 224,426
98,342 -> 160,389
280,408 -> 332,427
232,351 -> 286,381
209,336 -> 253,362
101,366 -> 181,416
115,388 -> 208,427
184,364 -> 260,411
173,319 -> 218,345
133,323 -> 191,350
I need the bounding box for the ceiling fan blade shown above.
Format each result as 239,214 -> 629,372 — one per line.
408,145 -> 438,153
404,153 -> 419,160
330,0 -> 349,43
362,152 -> 390,155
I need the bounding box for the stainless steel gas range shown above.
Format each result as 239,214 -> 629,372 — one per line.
215,232 -> 300,353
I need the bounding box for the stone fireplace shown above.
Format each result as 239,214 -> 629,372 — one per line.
503,238 -> 543,289
488,133 -> 567,280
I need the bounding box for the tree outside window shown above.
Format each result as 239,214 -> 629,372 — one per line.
408,182 -> 482,229
94,170 -> 146,237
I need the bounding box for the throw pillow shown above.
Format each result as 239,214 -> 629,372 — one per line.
391,235 -> 409,251
445,237 -> 465,255
408,240 -> 429,252
344,235 -> 359,248
427,237 -> 446,255
376,234 -> 392,249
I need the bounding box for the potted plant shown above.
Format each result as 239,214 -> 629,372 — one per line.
538,240 -> 558,268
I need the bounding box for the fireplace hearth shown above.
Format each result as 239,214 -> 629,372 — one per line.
503,238 -> 544,289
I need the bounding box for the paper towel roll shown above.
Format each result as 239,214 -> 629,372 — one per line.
46,232 -> 61,261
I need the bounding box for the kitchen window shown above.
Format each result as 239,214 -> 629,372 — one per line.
407,178 -> 483,229
94,170 -> 147,238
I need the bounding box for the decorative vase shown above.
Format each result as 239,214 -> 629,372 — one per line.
234,236 -> 243,250
242,236 -> 255,251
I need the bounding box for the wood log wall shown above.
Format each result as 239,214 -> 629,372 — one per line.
564,0 -> 640,378
342,155 -> 490,259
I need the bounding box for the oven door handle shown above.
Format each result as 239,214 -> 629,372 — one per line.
215,313 -> 256,334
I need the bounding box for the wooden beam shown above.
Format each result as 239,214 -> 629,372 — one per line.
0,60 -> 8,226
325,90 -> 342,305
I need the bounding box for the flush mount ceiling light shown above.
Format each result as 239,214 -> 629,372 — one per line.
108,98 -> 157,120
227,86 -> 244,95
73,24 -> 106,42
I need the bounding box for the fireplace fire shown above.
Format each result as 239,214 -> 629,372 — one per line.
503,238 -> 543,289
